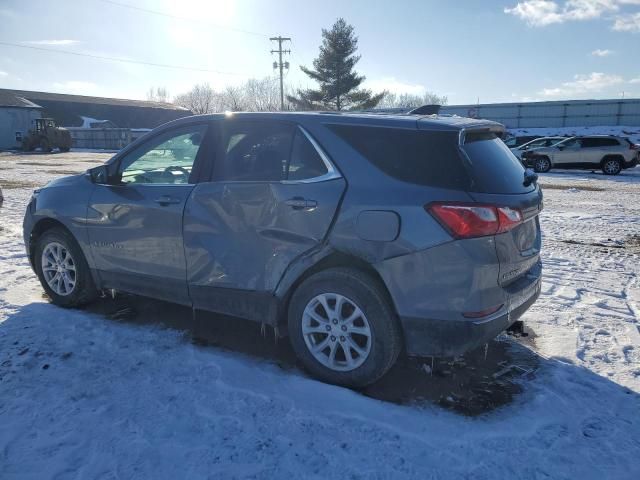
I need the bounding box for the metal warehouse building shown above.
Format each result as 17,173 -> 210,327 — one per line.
0,89 -> 191,129
0,91 -> 42,150
441,98 -> 640,129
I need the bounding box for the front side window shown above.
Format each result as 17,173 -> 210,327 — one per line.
118,125 -> 208,185
558,138 -> 580,148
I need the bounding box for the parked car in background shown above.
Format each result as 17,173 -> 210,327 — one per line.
510,136 -> 566,160
23,112 -> 542,388
522,135 -> 640,175
502,135 -> 541,148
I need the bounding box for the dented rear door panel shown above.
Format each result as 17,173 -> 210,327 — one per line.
183,178 -> 346,318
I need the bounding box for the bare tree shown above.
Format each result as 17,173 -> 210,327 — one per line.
146,86 -> 169,103
173,77 -> 295,113
221,86 -> 247,111
174,83 -> 217,114
378,91 -> 448,109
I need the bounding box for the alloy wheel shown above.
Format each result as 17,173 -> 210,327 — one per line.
603,159 -> 620,175
301,293 -> 372,372
535,158 -> 550,173
41,242 -> 76,296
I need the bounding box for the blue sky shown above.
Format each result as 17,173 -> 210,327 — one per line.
0,0 -> 639,104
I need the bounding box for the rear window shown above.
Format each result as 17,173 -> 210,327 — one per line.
328,125 -> 470,190
462,131 -> 532,193
329,125 -> 531,193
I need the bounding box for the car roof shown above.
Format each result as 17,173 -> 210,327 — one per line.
576,134 -> 621,138
166,111 -> 503,133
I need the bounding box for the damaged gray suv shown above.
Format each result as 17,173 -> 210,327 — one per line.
24,112 -> 542,387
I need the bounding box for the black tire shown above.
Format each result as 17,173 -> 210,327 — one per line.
34,227 -> 98,307
288,267 -> 402,388
39,139 -> 52,153
533,156 -> 551,173
601,157 -> 622,175
59,146 -> 70,153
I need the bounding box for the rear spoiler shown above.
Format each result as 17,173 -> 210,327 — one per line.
459,125 -> 506,145
408,104 -> 441,115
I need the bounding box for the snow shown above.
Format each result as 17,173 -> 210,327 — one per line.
78,116 -> 109,129
1,152 -> 639,479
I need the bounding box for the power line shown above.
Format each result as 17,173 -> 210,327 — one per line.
0,41 -> 250,76
95,0 -> 269,38
270,36 -> 291,110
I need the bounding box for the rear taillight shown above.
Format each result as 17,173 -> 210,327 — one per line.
630,143 -> 640,150
427,202 -> 523,239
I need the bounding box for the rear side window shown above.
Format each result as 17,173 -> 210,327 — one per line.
599,138 -> 619,147
461,131 -> 532,193
328,125 -> 470,190
215,122 -> 330,182
329,125 -> 531,193
288,130 -> 328,180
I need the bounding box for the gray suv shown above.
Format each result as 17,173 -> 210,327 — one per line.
23,112 -> 542,387
523,135 -> 639,174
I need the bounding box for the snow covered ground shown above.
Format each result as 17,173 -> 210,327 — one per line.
1,152 -> 639,479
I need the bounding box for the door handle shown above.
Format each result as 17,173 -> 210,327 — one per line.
285,197 -> 317,210
154,195 -> 181,206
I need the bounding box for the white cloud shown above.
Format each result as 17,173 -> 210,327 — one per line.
365,77 -> 426,95
505,0 -> 640,29
0,71 -> 8,77
52,81 -> 99,95
612,11 -> 640,30
26,40 -> 81,46
629,77 -> 640,83
592,48 -> 614,56
539,72 -> 624,97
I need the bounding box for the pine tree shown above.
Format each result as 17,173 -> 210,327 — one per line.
288,18 -> 384,111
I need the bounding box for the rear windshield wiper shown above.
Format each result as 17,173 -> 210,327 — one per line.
523,169 -> 538,187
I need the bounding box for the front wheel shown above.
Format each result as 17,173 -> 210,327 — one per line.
288,268 -> 402,388
533,156 -> 551,173
602,158 -> 622,175
34,228 -> 97,307
38,139 -> 52,153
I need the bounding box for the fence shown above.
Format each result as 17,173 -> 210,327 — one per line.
66,128 -> 132,150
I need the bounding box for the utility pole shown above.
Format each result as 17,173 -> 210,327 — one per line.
270,36 -> 291,110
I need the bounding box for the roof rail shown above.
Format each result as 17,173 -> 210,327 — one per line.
353,104 -> 442,115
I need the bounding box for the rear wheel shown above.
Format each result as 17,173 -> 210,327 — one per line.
533,156 -> 551,173
34,228 -> 97,307
288,268 -> 402,388
602,157 -> 622,175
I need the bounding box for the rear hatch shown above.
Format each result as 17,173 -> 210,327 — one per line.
459,128 -> 543,286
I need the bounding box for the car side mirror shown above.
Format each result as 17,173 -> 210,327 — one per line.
557,146 -> 564,151
88,165 -> 110,184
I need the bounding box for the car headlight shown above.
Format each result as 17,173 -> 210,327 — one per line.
28,188 -> 41,212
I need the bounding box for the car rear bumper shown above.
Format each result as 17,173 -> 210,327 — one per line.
399,274 -> 540,357
376,238 -> 542,357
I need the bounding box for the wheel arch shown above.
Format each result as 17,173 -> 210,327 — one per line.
28,219 -> 96,288
600,154 -> 624,166
276,250 -> 401,333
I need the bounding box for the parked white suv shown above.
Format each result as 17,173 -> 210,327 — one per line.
522,135 -> 640,175
510,136 -> 565,160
